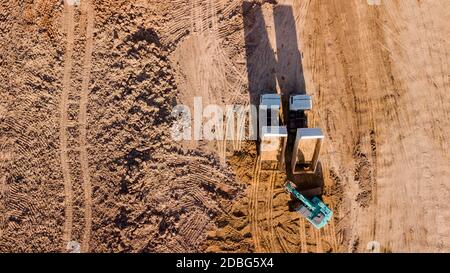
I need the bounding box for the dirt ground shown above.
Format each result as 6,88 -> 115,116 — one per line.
0,0 -> 448,253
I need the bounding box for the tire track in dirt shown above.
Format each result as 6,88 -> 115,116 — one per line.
267,168 -> 277,252
256,171 -> 272,252
327,201 -> 339,251
190,0 -> 203,33
251,162 -> 281,252
249,156 -> 262,251
314,228 -> 323,253
320,198 -> 338,252
60,1 -> 75,250
298,217 -> 308,253
79,0 -> 94,253
235,105 -> 247,151
274,227 -> 289,252
160,0 -> 242,48
0,143 -> 10,240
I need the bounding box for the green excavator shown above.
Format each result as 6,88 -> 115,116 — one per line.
284,181 -> 333,229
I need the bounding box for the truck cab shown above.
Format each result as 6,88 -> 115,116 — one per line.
260,94 -> 283,128
288,95 -> 312,130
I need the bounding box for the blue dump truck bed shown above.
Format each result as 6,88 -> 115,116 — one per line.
285,181 -> 333,229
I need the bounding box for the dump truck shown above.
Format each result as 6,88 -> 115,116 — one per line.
288,95 -> 324,174
258,94 -> 287,166
284,181 -> 333,229
291,128 -> 324,174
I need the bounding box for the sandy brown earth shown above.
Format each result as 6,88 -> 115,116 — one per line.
0,0 -> 449,253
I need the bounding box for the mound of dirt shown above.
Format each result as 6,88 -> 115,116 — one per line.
0,0 -> 245,252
